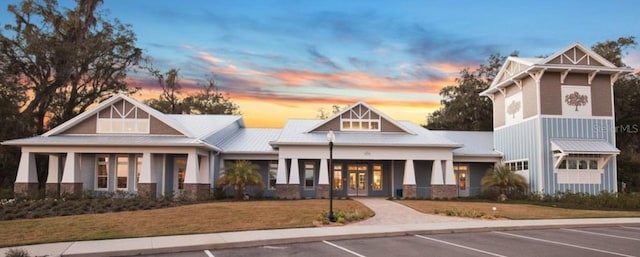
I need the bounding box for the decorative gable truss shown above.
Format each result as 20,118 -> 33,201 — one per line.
493,58 -> 530,87
97,100 -> 150,134
307,102 -> 414,134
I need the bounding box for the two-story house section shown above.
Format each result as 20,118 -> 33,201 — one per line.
481,43 -> 633,195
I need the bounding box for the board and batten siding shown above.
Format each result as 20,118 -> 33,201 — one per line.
541,118 -> 616,194
494,118 -> 540,192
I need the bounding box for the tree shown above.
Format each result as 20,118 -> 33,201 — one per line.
481,165 -> 528,201
317,104 -> 344,119
216,160 -> 263,200
425,53 -> 512,131
0,0 -> 142,190
145,69 -> 241,115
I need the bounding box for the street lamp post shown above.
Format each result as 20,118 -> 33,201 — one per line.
327,130 -> 336,222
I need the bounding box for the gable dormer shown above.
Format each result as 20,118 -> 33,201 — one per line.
307,102 -> 414,134
44,94 -> 187,136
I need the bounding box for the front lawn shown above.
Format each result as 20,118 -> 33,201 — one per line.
399,200 -> 640,219
0,199 -> 372,247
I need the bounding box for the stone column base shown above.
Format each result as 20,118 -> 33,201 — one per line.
45,183 -> 60,197
60,183 -> 83,196
316,184 -> 330,199
276,184 -> 300,199
14,182 -> 40,198
402,185 -> 417,199
183,183 -> 211,200
431,185 -> 457,199
137,183 -> 158,198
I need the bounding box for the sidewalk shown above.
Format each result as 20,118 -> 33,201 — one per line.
2,199 -> 639,257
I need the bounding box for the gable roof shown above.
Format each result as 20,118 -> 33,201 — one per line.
481,42 -> 634,96
306,101 -> 415,135
43,93 -> 193,137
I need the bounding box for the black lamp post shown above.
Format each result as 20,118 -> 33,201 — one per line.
327,130 -> 336,222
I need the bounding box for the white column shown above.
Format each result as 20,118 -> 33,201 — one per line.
184,151 -> 199,183
139,152 -> 153,183
431,159 -> 444,185
209,153 -> 216,187
199,155 -> 210,183
276,158 -> 288,184
318,159 -> 329,185
289,158 -> 300,184
47,154 -> 60,184
444,160 -> 456,185
16,151 -> 37,183
61,152 -> 80,183
403,159 -> 416,185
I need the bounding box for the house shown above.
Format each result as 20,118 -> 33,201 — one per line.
3,43 -> 633,199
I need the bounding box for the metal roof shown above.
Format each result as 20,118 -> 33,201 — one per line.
550,139 -> 619,154
431,131 -> 502,157
2,135 -> 219,150
217,128 -> 281,154
166,114 -> 242,139
273,119 -> 461,147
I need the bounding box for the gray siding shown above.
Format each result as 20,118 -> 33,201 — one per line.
494,119 -> 540,192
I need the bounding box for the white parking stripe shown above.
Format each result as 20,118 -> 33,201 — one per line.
562,228 -> 640,241
204,249 -> 215,257
621,226 -> 640,231
323,240 -> 366,257
493,231 -> 635,257
415,235 -> 507,257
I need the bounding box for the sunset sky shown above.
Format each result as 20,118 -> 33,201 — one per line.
2,0 -> 639,127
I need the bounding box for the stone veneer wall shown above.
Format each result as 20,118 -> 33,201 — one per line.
60,183 -> 83,195
431,185 -> 457,199
183,183 -> 211,200
316,185 -> 329,199
402,185 -> 417,199
14,182 -> 39,197
46,183 -> 60,196
137,183 -> 158,198
276,184 -> 301,199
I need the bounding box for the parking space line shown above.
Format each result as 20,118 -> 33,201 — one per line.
562,228 -> 640,241
415,235 -> 507,257
493,231 -> 635,257
204,249 -> 215,257
323,240 -> 366,257
621,226 -> 640,231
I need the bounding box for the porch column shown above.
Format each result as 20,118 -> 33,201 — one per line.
431,159 -> 457,199
61,152 -> 82,195
402,159 -> 417,198
316,159 -> 330,198
289,158 -> 300,184
14,150 -> 39,197
276,158 -> 300,199
46,154 -> 61,196
276,158 -> 288,184
184,152 -> 208,199
138,152 -> 157,197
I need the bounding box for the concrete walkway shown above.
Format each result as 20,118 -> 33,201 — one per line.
1,199 -> 639,257
352,198 -> 471,225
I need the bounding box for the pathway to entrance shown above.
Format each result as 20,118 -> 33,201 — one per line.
352,198 -> 472,225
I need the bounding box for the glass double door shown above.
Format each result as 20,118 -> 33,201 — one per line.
348,164 -> 368,196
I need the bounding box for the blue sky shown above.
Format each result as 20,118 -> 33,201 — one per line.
2,0 -> 639,127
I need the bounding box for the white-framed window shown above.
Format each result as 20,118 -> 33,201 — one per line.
304,162 -> 315,190
116,156 -> 129,190
340,104 -> 381,131
134,155 -> 142,191
96,155 -> 109,190
555,156 -> 602,184
372,164 -> 383,190
268,161 -> 278,190
453,163 -> 469,190
96,100 -> 150,134
557,158 -> 599,171
504,159 -> 530,184
333,164 -> 343,190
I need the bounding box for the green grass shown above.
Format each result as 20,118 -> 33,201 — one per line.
0,199 -> 373,247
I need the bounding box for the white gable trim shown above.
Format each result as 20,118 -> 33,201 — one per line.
540,42 -> 617,68
43,93 -> 193,137
305,101 -> 416,135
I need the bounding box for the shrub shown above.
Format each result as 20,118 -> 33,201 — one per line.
5,248 -> 30,257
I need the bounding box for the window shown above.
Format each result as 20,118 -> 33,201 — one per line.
340,104 -> 381,131
304,163 -> 315,190
96,100 -> 150,134
372,164 -> 383,190
454,164 -> 468,190
116,156 -> 129,190
177,168 -> 185,190
268,162 -> 278,190
556,157 -> 601,184
96,156 -> 109,190
333,164 -> 343,190
505,160 -> 529,172
134,156 -> 142,191
556,158 -> 599,171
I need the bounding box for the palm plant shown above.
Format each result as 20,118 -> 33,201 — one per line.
481,165 -> 528,201
216,160 -> 264,200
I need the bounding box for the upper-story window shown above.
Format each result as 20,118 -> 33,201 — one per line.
97,101 -> 150,134
340,104 -> 381,131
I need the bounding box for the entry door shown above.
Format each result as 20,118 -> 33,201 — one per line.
348,164 -> 368,196
455,165 -> 469,197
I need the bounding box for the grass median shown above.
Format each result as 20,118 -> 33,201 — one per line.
398,200 -> 640,219
0,199 -> 373,247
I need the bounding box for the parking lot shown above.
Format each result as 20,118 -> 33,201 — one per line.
141,225 -> 640,257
